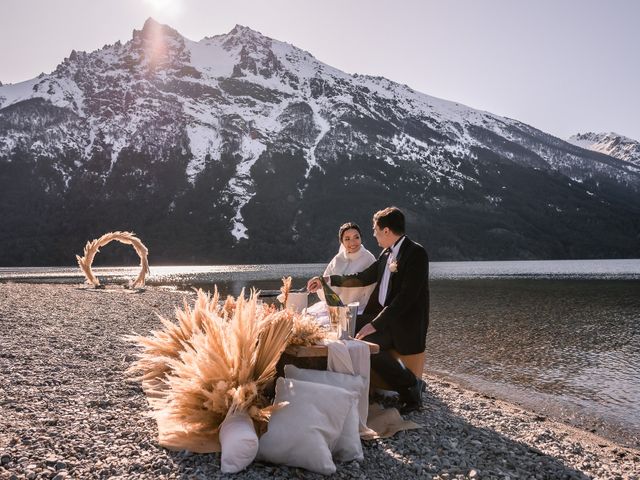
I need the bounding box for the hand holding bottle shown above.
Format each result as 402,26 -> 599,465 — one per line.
306,276 -> 324,293
306,276 -> 345,306
319,276 -> 345,307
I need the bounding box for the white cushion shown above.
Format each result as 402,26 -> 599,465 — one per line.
257,377 -> 354,475
284,365 -> 364,462
219,411 -> 259,473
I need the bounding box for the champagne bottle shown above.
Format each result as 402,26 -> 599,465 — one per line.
319,276 -> 344,307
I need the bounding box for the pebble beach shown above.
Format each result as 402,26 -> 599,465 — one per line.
0,283 -> 638,479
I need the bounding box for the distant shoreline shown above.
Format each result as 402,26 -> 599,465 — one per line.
2,258 -> 640,285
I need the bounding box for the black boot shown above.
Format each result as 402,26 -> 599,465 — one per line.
399,379 -> 425,414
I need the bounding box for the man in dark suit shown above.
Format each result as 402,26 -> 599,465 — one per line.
308,206 -> 429,413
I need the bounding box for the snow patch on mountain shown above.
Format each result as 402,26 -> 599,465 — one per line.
568,132 -> 640,166
228,136 -> 267,240
0,76 -> 85,116
184,38 -> 238,78
0,78 -> 40,109
305,101 -> 330,176
185,123 -> 221,180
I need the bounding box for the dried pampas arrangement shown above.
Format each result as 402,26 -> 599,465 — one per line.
278,276 -> 292,307
76,231 -> 149,288
127,288 -> 294,441
275,276 -> 329,346
289,313 -> 331,347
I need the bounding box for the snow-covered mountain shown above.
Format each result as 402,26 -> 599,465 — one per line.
568,132 -> 640,166
1,19 -> 639,265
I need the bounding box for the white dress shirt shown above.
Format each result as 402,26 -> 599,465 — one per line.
378,236 -> 406,306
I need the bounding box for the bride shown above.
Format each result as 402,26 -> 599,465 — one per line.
317,222 -> 376,314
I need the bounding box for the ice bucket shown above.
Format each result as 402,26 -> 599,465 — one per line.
345,302 -> 359,338
286,292 -> 308,313
329,302 -> 359,339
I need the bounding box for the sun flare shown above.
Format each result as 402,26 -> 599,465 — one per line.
143,0 -> 181,16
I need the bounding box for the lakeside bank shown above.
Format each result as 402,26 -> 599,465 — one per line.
0,283 -> 638,479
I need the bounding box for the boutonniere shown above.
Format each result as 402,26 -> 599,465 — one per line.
389,259 -> 398,273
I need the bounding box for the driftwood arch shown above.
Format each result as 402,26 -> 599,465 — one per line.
76,231 -> 149,288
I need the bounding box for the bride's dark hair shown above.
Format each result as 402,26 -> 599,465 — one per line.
338,222 -> 362,242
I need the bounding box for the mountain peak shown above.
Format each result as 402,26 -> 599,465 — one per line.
128,18 -> 187,70
568,132 -> 640,165
143,17 -> 161,30
569,131 -> 636,145
221,23 -> 271,52
228,24 -> 266,39
134,17 -> 183,41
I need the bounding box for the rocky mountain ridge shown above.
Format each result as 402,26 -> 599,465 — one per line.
1,19 -> 639,265
568,132 -> 640,166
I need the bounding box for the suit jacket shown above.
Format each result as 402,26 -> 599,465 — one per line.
330,236 -> 430,354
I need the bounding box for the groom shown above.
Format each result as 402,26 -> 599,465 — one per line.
308,206 -> 429,413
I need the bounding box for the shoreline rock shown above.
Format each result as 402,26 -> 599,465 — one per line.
0,283 -> 638,479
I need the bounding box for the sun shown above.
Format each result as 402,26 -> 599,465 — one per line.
143,0 -> 182,16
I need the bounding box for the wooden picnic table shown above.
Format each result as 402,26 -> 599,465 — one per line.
277,340 -> 379,376
284,340 -> 380,357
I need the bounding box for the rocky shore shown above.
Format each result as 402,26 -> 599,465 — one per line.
1,283 -> 638,479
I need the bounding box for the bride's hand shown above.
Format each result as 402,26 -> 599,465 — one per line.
306,277 -> 322,293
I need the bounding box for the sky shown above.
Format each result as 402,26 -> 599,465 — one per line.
1,0 -> 638,140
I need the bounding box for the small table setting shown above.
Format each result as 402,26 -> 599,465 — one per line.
128,279 -> 420,476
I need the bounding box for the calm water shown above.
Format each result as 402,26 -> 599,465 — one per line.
428,278 -> 640,448
2,259 -> 639,446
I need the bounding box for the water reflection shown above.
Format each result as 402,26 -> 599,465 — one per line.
428,279 -> 640,446
0,265 -> 324,294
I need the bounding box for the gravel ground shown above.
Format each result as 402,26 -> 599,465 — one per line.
0,283 -> 638,480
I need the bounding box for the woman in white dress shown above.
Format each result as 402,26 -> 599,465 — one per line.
318,222 -> 376,314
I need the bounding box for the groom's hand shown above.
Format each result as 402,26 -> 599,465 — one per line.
355,322 -> 376,340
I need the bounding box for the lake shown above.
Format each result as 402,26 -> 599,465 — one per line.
2,259 -> 639,447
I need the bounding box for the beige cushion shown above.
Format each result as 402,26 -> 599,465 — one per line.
257,377 -> 354,475
284,365 -> 364,462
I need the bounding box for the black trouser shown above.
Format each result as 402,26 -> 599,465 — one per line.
356,315 -> 416,394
